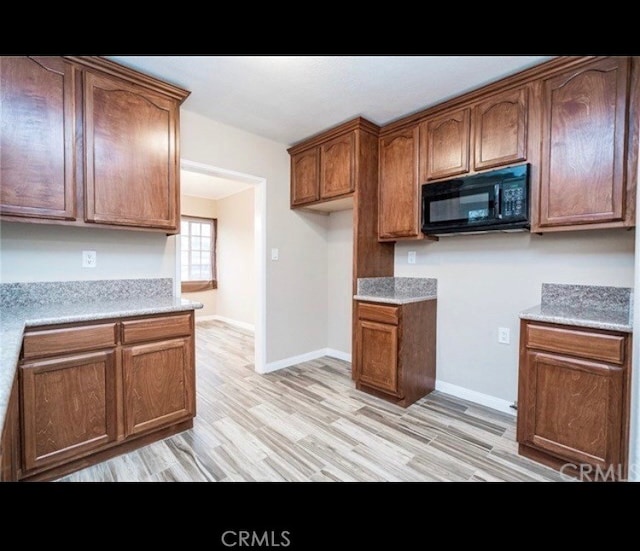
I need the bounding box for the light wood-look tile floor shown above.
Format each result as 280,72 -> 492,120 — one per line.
58,320 -> 566,482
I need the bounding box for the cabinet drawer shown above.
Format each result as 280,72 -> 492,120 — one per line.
357,303 -> 399,325
22,323 -> 117,359
525,323 -> 626,365
121,313 -> 192,344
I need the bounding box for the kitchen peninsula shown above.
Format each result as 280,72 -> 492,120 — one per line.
0,278 -> 202,482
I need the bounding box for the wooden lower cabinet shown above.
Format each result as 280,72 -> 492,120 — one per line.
13,311 -> 196,482
517,320 -> 631,481
0,377 -> 21,482
354,300 -> 436,407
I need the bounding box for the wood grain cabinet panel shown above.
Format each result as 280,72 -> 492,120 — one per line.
378,124 -> 421,240
20,350 -> 117,472
537,57 -> 633,230
354,300 -> 436,407
123,337 -> 195,437
290,148 -> 320,206
0,56 -> 76,220
423,108 -> 470,181
473,87 -> 528,170
517,320 -> 632,480
0,376 -> 20,482
84,71 -> 178,230
320,132 -> 355,199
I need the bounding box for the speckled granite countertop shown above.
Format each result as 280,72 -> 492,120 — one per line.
354,277 -> 437,305
0,279 -> 202,433
519,283 -> 633,333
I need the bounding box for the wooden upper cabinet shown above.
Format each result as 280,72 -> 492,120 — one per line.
0,56 -> 189,233
0,56 -> 77,220
290,129 -> 356,207
473,87 -> 528,170
320,132 -> 355,199
84,71 -> 179,230
378,124 -> 421,240
291,148 -> 320,206
422,108 -> 470,181
537,57 -> 633,230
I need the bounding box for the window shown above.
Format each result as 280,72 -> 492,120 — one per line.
181,216 -> 217,292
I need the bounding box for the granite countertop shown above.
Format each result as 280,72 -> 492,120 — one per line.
519,283 -> 633,333
0,279 -> 203,434
354,277 -> 437,305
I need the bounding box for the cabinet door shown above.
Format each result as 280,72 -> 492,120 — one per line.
473,87 -> 528,170
0,56 -> 76,220
122,337 -> 195,437
20,350 -> 117,472
422,108 -> 470,181
320,131 -> 355,199
378,125 -> 420,239
538,57 -> 630,228
356,319 -> 400,396
520,350 -> 624,469
290,148 -> 320,206
84,71 -> 179,230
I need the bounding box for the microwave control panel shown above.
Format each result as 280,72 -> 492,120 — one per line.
502,183 -> 526,218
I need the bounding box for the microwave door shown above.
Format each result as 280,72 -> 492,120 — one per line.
425,185 -> 496,232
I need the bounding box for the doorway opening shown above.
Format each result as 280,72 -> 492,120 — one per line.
178,159 -> 266,373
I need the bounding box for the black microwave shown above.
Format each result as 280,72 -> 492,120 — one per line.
421,164 -> 530,236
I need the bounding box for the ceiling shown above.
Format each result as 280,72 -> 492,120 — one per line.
108,55 -> 555,197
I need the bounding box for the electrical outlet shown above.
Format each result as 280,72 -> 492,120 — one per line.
408,251 -> 416,264
82,250 -> 97,268
498,327 -> 510,344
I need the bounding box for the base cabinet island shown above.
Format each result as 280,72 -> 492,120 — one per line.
353,277 -> 437,407
0,278 -> 202,482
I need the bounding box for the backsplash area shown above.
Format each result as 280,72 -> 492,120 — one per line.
0,278 -> 174,307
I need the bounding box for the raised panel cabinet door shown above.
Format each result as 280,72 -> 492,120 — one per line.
84,71 -> 179,230
521,351 -> 624,469
0,56 -> 76,220
122,337 -> 195,437
473,87 -> 528,170
356,319 -> 400,396
291,148 -> 320,206
378,125 -> 420,239
423,108 -> 470,181
538,57 -> 630,228
20,350 -> 117,472
320,131 -> 355,199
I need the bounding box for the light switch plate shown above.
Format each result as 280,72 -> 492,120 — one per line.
408,251 -> 416,264
271,248 -> 279,261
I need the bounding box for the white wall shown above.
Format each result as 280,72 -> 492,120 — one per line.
216,187 -> 256,327
179,110 -> 329,365
181,194 -> 218,318
0,222 -> 176,283
327,209 -> 353,357
395,229 -> 635,404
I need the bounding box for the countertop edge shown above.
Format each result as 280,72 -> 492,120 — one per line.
354,294 -> 437,305
518,310 -> 633,334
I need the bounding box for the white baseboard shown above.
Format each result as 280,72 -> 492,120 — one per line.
262,348 -> 351,374
325,348 -> 352,362
435,380 -> 515,416
196,314 -> 255,332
